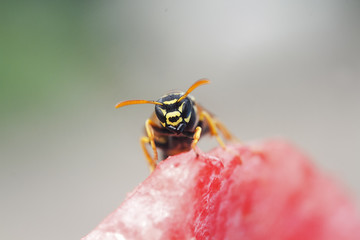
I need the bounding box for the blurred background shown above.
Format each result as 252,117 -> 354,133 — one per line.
1,0 -> 359,239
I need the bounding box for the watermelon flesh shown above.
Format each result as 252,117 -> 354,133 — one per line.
83,140 -> 360,240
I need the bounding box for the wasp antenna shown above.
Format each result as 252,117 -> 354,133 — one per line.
177,79 -> 210,103
115,100 -> 162,109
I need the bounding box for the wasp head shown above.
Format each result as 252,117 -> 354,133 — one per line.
115,79 -> 209,134
155,93 -> 194,134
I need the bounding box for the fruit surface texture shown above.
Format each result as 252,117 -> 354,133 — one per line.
83,140 -> 360,240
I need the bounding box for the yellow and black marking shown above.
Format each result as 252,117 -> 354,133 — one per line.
115,79 -> 237,172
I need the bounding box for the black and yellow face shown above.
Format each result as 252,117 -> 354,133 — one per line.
155,93 -> 194,134
115,79 -> 209,134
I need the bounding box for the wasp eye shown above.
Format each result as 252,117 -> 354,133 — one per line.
155,105 -> 166,124
180,99 -> 192,119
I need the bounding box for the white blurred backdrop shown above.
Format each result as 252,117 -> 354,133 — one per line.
1,1 -> 359,239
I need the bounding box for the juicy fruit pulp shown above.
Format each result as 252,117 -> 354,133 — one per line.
83,140 -> 360,240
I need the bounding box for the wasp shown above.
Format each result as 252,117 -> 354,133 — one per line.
115,79 -> 236,171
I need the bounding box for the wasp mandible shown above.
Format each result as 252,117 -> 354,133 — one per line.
115,79 -> 236,171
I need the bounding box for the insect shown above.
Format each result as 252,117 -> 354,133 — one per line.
115,79 -> 236,171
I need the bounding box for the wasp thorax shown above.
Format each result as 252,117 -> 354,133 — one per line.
154,93 -> 193,134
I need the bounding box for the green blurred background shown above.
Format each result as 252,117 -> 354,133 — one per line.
1,1 -> 359,239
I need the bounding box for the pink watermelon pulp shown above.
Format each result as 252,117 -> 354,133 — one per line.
83,140 -> 360,240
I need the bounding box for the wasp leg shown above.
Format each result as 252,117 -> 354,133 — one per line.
191,126 -> 202,152
140,136 -> 156,172
140,119 -> 158,172
191,126 -> 202,157
200,111 -> 226,149
214,119 -> 239,142
200,111 -> 242,164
